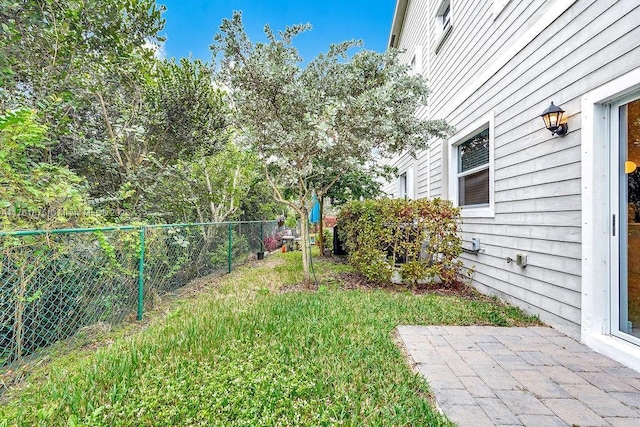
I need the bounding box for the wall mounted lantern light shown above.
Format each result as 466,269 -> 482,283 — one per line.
540,102 -> 568,136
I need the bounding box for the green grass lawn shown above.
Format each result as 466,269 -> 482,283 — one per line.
0,251 -> 539,426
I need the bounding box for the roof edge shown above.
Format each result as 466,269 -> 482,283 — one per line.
388,0 -> 409,49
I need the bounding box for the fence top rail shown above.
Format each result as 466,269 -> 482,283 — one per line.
0,220 -> 278,237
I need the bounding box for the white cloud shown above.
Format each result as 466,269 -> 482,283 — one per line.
143,40 -> 166,59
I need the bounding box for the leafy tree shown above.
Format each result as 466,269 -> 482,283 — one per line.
0,0 -> 166,205
0,0 -> 164,140
325,168 -> 391,207
1,1 -> 240,223
0,0 -> 164,94
145,58 -> 228,161
99,57 -> 231,223
0,108 -> 96,230
134,142 -> 260,226
238,177 -> 283,222
212,12 -> 450,282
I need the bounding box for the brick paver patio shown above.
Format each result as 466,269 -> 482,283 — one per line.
397,326 -> 640,427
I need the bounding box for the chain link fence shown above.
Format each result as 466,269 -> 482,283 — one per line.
0,221 -> 278,368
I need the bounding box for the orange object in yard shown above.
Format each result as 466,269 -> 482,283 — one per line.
281,244 -> 286,253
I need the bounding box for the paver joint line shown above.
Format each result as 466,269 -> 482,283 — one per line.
398,326 -> 640,427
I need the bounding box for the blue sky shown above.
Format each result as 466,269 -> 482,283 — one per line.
157,1 -> 397,63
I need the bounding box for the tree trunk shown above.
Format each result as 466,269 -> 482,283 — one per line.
13,262 -> 27,363
299,210 -> 311,284
261,168 -> 312,283
318,196 -> 325,255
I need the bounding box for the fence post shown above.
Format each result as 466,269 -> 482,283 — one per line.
260,221 -> 264,251
137,226 -> 145,320
227,222 -> 232,274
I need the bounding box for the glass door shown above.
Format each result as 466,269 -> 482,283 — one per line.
614,95 -> 640,343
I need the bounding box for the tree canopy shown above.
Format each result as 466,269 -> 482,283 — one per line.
212,12 -> 451,282
0,2 -> 281,229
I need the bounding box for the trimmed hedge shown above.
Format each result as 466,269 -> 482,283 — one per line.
338,198 -> 464,286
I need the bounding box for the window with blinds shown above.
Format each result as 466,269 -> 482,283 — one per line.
457,128 -> 489,207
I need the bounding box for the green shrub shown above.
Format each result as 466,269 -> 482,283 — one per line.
338,198 -> 464,286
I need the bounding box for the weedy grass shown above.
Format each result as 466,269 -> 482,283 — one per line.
0,251 -> 539,426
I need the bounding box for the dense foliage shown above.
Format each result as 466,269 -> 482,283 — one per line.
315,167 -> 393,253
0,109 -> 96,230
0,2 -> 280,229
338,198 -> 465,286
0,2 -> 448,244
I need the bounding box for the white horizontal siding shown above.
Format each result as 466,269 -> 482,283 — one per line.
387,0 -> 640,338
462,222 -> 581,243
494,180 -> 582,203
472,271 -> 582,339
416,148 -> 430,199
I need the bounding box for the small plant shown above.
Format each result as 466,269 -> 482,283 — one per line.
262,235 -> 280,252
322,229 -> 332,251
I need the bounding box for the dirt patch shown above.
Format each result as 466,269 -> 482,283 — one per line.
279,282 -> 319,293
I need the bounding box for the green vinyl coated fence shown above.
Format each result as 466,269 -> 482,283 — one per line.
0,221 -> 278,368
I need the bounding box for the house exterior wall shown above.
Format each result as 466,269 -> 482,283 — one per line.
387,0 -> 640,341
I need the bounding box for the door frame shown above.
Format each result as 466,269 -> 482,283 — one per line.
609,94 -> 640,345
582,67 -> 640,372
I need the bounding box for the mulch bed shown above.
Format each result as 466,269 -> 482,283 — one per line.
280,255 -> 487,300
335,272 -> 485,299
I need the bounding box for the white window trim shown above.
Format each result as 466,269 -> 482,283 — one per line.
434,0 -> 453,54
448,112 -> 495,218
409,46 -> 422,77
398,172 -> 407,199
408,165 -> 415,199
397,166 -> 415,200
582,67 -> 640,372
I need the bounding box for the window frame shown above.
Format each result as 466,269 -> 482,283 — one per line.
408,46 -> 422,76
441,3 -> 451,28
397,165 -> 415,200
448,112 -> 495,218
434,0 -> 453,54
399,172 -> 408,200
